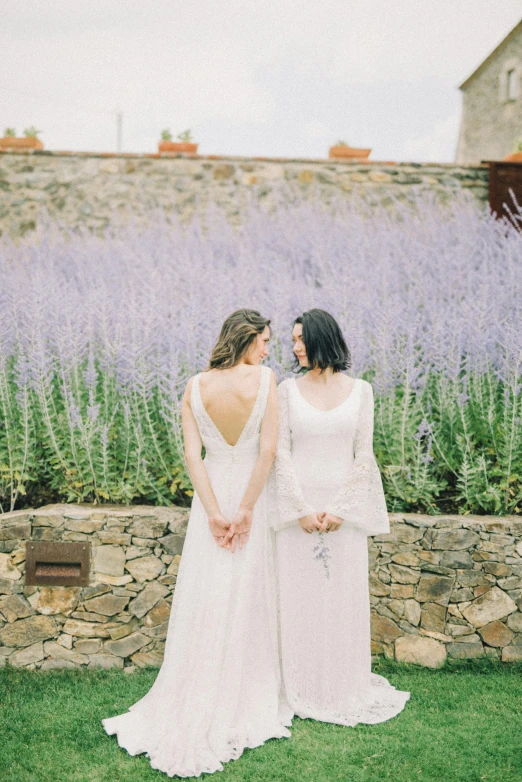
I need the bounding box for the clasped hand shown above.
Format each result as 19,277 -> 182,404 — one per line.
298,511 -> 343,534
208,507 -> 252,553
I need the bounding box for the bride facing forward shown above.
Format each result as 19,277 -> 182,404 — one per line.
102,309 -> 292,778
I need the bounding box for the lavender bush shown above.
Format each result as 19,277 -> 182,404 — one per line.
0,192 -> 520,515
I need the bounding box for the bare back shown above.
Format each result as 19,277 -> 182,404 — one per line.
198,365 -> 264,447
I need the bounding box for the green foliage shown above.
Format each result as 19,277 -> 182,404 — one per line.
3,128 -> 16,137
160,128 -> 172,141
372,369 -> 522,516
335,139 -> 349,146
23,126 -> 40,138
176,129 -> 193,142
0,356 -> 520,514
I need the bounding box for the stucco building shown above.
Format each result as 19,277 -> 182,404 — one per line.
456,19 -> 522,163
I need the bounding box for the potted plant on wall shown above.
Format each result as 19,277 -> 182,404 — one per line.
0,126 -> 44,150
329,140 -> 371,160
158,129 -> 198,154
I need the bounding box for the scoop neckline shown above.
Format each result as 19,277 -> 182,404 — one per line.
292,377 -> 359,413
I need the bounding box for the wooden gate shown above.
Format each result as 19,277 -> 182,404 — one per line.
486,161 -> 522,225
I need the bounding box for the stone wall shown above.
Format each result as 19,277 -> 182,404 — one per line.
0,150 -> 489,238
1,504 -> 522,671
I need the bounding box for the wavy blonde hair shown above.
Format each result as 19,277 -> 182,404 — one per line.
207,309 -> 271,370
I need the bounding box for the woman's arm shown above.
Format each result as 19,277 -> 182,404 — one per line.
181,377 -> 232,547
322,381 -> 390,536
273,380 -> 319,532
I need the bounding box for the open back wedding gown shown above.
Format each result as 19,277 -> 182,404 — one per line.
273,376 -> 410,726
103,365 -> 292,778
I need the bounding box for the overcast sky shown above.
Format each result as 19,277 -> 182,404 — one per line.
1,1 -> 521,162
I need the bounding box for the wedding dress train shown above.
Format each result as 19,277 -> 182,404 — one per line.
102,366 -> 292,778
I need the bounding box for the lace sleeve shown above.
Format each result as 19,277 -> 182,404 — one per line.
271,380 -> 315,532
324,381 -> 390,537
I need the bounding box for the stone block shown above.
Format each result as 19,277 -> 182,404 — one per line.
142,622 -> 168,639
456,571 -> 490,588
395,635 -> 446,668
74,638 -> 102,654
416,574 -> 455,605
389,564 -> 420,584
502,645 -> 522,662
94,573 -> 133,586
33,587 -> 80,616
506,612 -> 522,633
56,633 -> 73,650
391,552 -> 420,566
0,553 -> 22,581
478,620 -> 514,647
158,534 -> 185,556
212,164 -> 235,180
87,654 -> 124,669
82,593 -> 130,616
0,520 -> 31,540
431,529 -> 480,550
128,518 -> 166,539
0,594 -> 33,622
10,641 -> 45,667
484,562 -> 512,577
369,574 -> 391,596
371,613 -> 402,644
93,545 -> 125,576
375,524 -> 423,544
446,643 -> 484,659
0,615 -> 57,647
43,640 -> 89,665
420,602 -> 446,633
64,520 -> 104,533
440,550 -> 474,569
62,619 -> 110,638
108,616 -> 139,640
389,584 -> 415,599
97,531 -> 131,545
403,599 -> 421,626
143,599 -> 171,627
131,650 -> 164,667
81,584 -> 112,601
125,555 -> 164,583
40,658 -> 78,670
461,587 -> 517,628
104,631 -> 150,657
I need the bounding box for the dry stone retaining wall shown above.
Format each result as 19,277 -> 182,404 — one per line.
1,504 -> 521,671
0,150 -> 490,238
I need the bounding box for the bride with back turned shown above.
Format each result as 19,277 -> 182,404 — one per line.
102,309 -> 292,778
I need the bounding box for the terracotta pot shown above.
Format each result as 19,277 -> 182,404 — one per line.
158,141 -> 198,154
502,152 -> 522,162
329,145 -> 371,160
0,136 -> 43,150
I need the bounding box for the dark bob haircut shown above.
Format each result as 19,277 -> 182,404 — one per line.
293,309 -> 351,373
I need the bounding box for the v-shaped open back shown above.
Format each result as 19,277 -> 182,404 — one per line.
192,366 -> 271,449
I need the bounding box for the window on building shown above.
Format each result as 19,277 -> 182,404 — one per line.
507,69 -> 517,101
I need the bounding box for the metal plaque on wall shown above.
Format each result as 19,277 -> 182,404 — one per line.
25,541 -> 91,587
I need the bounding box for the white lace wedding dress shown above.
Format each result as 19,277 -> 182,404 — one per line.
102,366 -> 292,778
273,376 -> 410,726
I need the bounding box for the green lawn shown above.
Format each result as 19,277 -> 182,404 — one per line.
1,659 -> 521,782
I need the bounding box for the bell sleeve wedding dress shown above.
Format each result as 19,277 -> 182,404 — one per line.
273,376 -> 410,726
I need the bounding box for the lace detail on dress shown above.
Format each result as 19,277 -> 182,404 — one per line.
272,379 -> 315,531
324,380 -> 390,537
